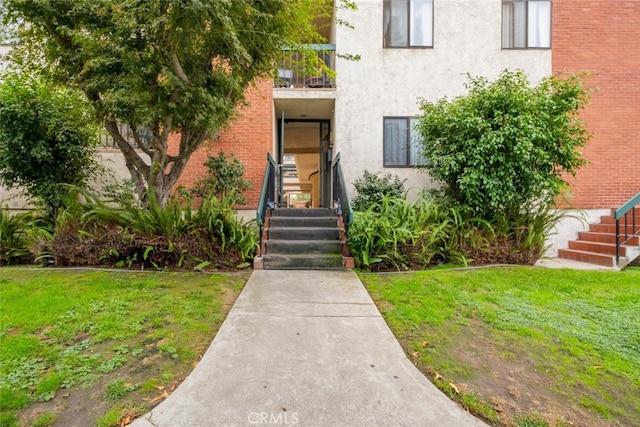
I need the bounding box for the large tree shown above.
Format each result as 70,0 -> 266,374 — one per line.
1,0 -> 347,206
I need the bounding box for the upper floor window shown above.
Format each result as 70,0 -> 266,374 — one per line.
383,0 -> 434,48
502,0 -> 551,49
383,117 -> 426,167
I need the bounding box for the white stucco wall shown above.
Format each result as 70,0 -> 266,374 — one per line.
0,44 -> 12,73
543,209 -> 610,258
333,0 -> 552,199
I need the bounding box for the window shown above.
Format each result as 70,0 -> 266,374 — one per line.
383,0 -> 434,48
383,117 -> 426,167
502,0 -> 551,49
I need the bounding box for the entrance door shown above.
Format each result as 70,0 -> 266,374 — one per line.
276,115 -> 331,208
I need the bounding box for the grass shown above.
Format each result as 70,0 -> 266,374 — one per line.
0,268 -> 248,427
361,266 -> 640,427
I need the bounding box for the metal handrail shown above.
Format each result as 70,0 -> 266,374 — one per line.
615,191 -> 640,265
331,153 -> 353,231
256,153 -> 277,256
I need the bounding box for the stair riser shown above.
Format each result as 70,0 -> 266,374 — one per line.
557,249 -> 615,267
268,228 -> 340,241
568,241 -> 626,256
271,208 -> 337,218
589,224 -> 639,234
266,241 -> 342,255
600,215 -> 640,225
578,232 -> 640,246
269,217 -> 338,228
263,255 -> 343,270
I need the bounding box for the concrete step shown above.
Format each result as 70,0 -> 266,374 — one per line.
265,239 -> 343,255
568,240 -> 626,256
589,223 -> 638,234
268,227 -> 340,241
577,232 -> 640,246
271,208 -> 337,218
600,214 -> 640,225
557,248 -> 616,267
269,216 -> 338,228
263,253 -> 344,270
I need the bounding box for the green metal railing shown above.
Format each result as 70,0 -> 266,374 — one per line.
331,153 -> 353,231
256,153 -> 277,256
615,191 -> 640,265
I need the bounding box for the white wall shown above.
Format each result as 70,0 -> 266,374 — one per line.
0,44 -> 12,72
333,0 -> 551,199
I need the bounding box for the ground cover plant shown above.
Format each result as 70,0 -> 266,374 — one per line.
47,186 -> 258,271
0,268 -> 248,427
361,266 -> 640,427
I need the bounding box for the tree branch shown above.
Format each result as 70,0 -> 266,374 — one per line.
170,51 -> 190,85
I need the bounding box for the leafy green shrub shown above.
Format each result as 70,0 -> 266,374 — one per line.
51,187 -> 257,269
193,151 -> 252,205
351,170 -> 406,212
347,195 -> 490,270
0,73 -> 99,220
416,69 -> 591,219
0,208 -> 51,265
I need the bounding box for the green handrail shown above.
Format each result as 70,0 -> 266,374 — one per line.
615,191 -> 640,220
256,153 -> 277,256
615,191 -> 640,265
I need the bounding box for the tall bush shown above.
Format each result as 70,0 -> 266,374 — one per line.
352,170 -> 406,211
193,151 -> 252,206
415,69 -> 591,219
0,73 -> 99,220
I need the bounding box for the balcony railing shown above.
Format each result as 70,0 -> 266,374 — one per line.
275,44 -> 336,89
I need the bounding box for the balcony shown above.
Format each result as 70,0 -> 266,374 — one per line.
275,44 -> 336,89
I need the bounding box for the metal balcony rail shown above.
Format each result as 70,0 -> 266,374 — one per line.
275,44 -> 336,89
256,153 -> 277,256
615,191 -> 640,265
331,152 -> 353,231
100,123 -> 151,149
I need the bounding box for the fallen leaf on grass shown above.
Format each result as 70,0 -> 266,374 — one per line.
421,341 -> 429,347
411,351 -> 420,358
434,372 -> 443,380
150,390 -> 169,404
449,382 -> 460,394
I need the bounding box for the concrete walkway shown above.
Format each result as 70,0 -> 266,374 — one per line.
131,270 -> 486,427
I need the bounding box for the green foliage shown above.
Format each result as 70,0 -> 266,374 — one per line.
0,208 -> 52,265
52,186 -> 258,268
105,378 -> 138,402
347,195 -> 490,270
351,170 -> 406,212
362,267 -> 640,426
0,269 -> 247,426
193,151 -> 252,205
0,73 -> 99,219
31,412 -> 57,427
2,0 -> 353,206
416,69 -> 591,219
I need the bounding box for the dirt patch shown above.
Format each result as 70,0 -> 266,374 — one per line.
415,319 -> 633,427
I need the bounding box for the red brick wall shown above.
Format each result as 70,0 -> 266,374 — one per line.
173,80 -> 274,209
553,1 -> 640,208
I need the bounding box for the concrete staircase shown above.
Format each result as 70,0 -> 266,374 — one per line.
256,208 -> 349,270
558,208 -> 640,268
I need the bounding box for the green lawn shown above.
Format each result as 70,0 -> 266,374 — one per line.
0,268 -> 248,427
361,266 -> 640,427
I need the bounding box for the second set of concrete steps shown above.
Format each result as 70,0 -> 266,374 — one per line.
259,208 -> 346,270
558,208 -> 640,267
